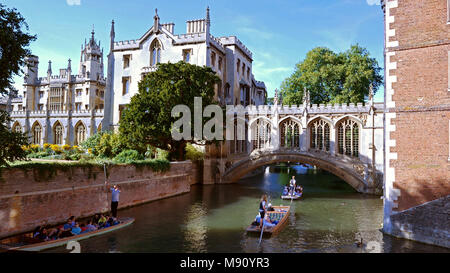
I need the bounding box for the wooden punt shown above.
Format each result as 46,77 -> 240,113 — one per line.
0,217 -> 134,252
281,192 -> 302,200
246,206 -> 290,237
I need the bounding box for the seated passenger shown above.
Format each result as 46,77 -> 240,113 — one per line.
37,228 -> 49,241
71,223 -> 82,235
98,214 -> 107,228
33,226 -> 42,238
63,218 -> 73,231
85,220 -> 98,232
112,217 -> 119,225
80,223 -> 87,233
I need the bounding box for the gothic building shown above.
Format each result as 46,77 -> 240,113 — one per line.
9,30 -> 105,145
103,8 -> 267,130
9,7 -> 267,145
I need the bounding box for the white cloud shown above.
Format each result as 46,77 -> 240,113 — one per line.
66,0 -> 81,6
366,0 -> 380,5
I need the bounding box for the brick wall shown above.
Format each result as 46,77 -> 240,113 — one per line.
382,0 -> 450,247
0,161 -> 200,238
386,0 -> 450,211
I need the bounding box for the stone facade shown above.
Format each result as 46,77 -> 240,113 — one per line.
211,91 -> 385,194
103,8 -> 267,130
0,161 -> 200,239
381,0 -> 450,248
8,31 -> 105,145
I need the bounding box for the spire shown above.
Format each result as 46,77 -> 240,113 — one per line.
274,88 -> 279,106
302,87 -> 310,107
67,58 -> 72,70
153,8 -> 160,32
206,6 -> 210,26
109,20 -> 115,52
47,60 -> 52,75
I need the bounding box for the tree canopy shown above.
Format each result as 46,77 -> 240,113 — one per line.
0,3 -> 36,96
0,4 -> 34,166
119,61 -> 220,160
280,45 -> 383,105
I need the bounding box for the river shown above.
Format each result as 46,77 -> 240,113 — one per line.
44,164 -> 448,253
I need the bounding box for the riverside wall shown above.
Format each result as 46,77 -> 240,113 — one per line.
0,161 -> 201,238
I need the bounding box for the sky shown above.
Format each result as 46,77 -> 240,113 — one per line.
4,0 -> 384,102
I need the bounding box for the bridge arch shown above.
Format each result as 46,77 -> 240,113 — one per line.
221,151 -> 376,194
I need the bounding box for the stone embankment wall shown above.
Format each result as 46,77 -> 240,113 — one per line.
386,195 -> 450,249
0,161 -> 201,239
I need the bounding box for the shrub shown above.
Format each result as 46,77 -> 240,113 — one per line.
156,148 -> 169,160
43,143 -> 51,149
113,149 -> 144,163
27,151 -> 51,159
185,143 -> 204,161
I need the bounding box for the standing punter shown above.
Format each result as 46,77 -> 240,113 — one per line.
289,176 -> 296,196
109,184 -> 121,218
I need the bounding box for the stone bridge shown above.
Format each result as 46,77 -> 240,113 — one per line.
204,91 -> 385,195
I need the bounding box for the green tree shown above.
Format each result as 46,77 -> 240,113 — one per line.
0,4 -> 35,166
119,61 -> 220,160
0,3 -> 36,96
280,45 -> 382,105
0,111 -> 28,166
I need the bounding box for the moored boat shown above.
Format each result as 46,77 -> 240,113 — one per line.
0,217 -> 135,252
246,206 -> 290,236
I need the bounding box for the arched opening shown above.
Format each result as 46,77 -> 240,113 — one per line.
12,121 -> 22,133
74,121 -> 86,145
53,121 -> 64,145
222,152 -> 371,193
279,118 -> 301,149
31,121 -> 42,145
251,118 -> 271,151
150,39 -> 161,66
337,118 -> 360,157
309,118 -> 331,152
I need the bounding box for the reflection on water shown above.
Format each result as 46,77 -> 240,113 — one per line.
44,164 -> 448,253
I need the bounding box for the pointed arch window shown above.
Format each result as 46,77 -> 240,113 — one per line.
53,122 -> 63,145
251,118 -> 271,151
32,122 -> 42,145
310,119 -> 330,152
150,39 -> 161,66
337,118 -> 359,157
74,122 -> 86,145
280,118 -> 301,149
12,122 -> 22,133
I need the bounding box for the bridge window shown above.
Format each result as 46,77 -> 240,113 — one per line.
337,118 -> 359,157
230,117 -> 248,154
310,119 -> 330,152
251,118 -> 271,151
280,119 -> 300,148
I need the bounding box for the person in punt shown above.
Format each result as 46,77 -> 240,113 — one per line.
259,195 -> 268,229
71,223 -> 82,236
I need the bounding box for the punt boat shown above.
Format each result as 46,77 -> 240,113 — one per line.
0,217 -> 134,252
281,192 -> 302,200
246,206 -> 290,237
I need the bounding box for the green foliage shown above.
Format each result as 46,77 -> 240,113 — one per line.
0,110 -> 29,166
81,131 -> 103,155
81,131 -> 123,158
280,45 -> 383,105
113,149 -> 144,164
185,143 -> 204,161
119,61 -> 220,160
156,148 -> 169,160
0,4 -> 36,97
130,159 -> 171,173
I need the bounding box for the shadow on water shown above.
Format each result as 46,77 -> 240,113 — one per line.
44,164 -> 449,253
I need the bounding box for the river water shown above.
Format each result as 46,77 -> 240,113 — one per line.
45,164 -> 448,253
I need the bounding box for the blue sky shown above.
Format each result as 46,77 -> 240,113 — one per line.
5,0 -> 384,102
